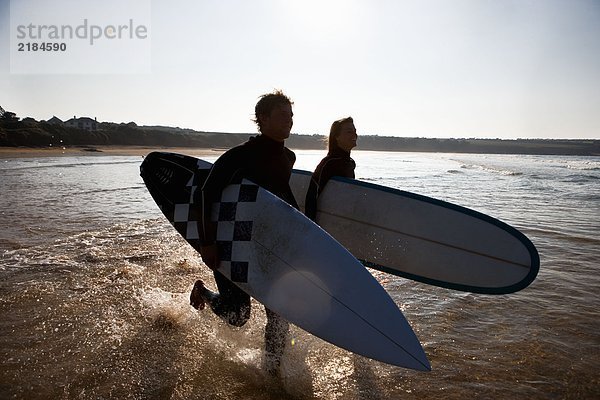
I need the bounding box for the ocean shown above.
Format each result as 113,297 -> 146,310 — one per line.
1,149 -> 598,399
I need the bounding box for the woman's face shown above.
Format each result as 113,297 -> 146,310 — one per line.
336,122 -> 358,152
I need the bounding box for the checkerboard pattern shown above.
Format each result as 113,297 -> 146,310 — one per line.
212,181 -> 259,283
169,164 -> 258,284
169,161 -> 207,251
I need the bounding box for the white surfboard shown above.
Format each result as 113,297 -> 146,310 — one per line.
290,170 -> 539,295
140,152 -> 430,371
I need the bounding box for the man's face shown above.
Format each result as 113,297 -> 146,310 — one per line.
260,103 -> 293,142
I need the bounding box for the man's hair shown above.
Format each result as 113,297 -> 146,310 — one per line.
253,89 -> 293,131
328,116 -> 354,151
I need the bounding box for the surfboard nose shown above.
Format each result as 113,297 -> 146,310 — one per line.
410,349 -> 431,371
140,152 -> 172,183
140,152 -> 194,193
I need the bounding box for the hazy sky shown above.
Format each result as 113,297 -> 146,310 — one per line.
1,0 -> 599,139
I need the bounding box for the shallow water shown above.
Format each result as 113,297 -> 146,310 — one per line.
1,150 -> 599,399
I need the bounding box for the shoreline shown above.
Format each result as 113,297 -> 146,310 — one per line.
1,144 -> 598,159
0,146 -> 226,159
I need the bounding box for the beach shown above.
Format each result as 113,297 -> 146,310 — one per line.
0,145 -> 225,159
1,149 -> 599,399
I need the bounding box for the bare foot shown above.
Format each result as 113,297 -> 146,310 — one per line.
189,280 -> 206,310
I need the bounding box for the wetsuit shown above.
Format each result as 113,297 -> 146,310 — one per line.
305,147 -> 356,221
199,134 -> 298,371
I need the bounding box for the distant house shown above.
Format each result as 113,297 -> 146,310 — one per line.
64,116 -> 98,131
47,116 -> 63,125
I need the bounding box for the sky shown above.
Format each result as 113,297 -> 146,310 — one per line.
1,0 -> 599,139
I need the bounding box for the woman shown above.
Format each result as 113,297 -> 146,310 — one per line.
305,117 -> 357,221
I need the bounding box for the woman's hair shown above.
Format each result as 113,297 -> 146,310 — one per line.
253,89 -> 293,131
328,116 -> 354,152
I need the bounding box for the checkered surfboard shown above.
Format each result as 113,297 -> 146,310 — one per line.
210,181 -> 260,283
160,156 -> 259,284
143,154 -> 261,284
141,151 -> 430,371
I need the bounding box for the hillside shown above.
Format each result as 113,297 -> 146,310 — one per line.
0,113 -> 598,156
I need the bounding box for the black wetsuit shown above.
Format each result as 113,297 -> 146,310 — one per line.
199,134 -> 298,370
305,147 -> 356,221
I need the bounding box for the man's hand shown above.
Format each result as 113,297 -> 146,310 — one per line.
200,243 -> 219,270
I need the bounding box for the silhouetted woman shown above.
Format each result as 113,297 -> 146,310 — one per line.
305,117 -> 357,221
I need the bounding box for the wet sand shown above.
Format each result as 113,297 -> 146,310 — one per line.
0,146 -> 225,159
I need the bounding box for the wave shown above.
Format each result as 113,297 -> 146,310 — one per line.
579,193 -> 600,201
561,174 -> 600,183
58,185 -> 146,198
1,218 -> 172,269
525,226 -> 600,246
360,177 -> 387,182
1,159 -> 140,172
565,162 -> 600,171
459,163 -> 523,176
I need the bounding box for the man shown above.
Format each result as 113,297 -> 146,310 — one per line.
189,90 -> 298,376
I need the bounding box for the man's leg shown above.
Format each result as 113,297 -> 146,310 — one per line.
264,307 -> 289,376
190,271 -> 251,327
